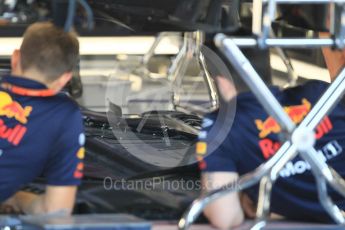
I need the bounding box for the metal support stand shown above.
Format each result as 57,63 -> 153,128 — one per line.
142,32 -> 171,66
141,31 -> 219,111
178,1 -> 345,229
271,31 -> 299,87
169,31 -> 219,111
178,37 -> 345,230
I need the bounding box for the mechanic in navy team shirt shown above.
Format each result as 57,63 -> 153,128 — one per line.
0,22 -> 84,215
198,46 -> 345,229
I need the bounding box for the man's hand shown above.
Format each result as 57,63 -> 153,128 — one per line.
202,172 -> 244,229
0,197 -> 22,214
240,193 -> 256,219
8,186 -> 77,215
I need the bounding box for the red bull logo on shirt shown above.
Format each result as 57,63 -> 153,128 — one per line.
0,119 -> 27,146
256,98 -> 333,160
255,99 -> 311,138
259,116 -> 333,159
0,91 -> 32,146
0,91 -> 32,124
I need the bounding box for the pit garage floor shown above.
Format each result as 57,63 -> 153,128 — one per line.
4,215 -> 342,230
152,221 -> 343,230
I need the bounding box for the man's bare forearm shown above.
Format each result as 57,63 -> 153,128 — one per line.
201,172 -> 244,229
9,191 -> 71,215
10,191 -> 46,214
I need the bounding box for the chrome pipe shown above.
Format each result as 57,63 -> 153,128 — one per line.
335,4 -> 345,48
215,34 -> 296,134
253,144 -> 298,230
178,142 -> 293,230
199,52 -> 219,110
329,167 -> 345,199
168,34 -> 189,82
169,33 -> 194,108
316,177 -> 345,224
178,35 -> 345,230
178,66 -> 345,230
259,0 -> 277,48
299,68 -> 345,130
142,32 -> 170,65
271,31 -> 298,86
251,221 -> 267,230
256,176 -> 273,219
252,176 -> 272,230
299,147 -> 345,223
227,38 -> 338,48
302,148 -> 345,198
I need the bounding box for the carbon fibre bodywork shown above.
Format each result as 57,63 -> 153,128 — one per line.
74,110 -> 203,220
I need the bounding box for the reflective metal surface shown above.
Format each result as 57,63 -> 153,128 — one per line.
178,0 -> 345,229
170,31 -> 219,111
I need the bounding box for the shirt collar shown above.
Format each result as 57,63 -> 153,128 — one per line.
1,75 -> 48,90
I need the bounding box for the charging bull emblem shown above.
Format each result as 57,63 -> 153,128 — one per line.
0,91 -> 32,124
255,99 -> 311,138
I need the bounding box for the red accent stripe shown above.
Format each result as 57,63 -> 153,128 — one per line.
1,83 -> 57,97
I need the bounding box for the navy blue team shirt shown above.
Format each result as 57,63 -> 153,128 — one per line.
198,80 -> 345,223
0,75 -> 85,202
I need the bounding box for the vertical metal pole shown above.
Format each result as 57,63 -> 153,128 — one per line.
253,175 -> 272,230
316,177 -> 345,224
300,68 -> 345,129
178,142 -> 294,230
195,31 -> 220,110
